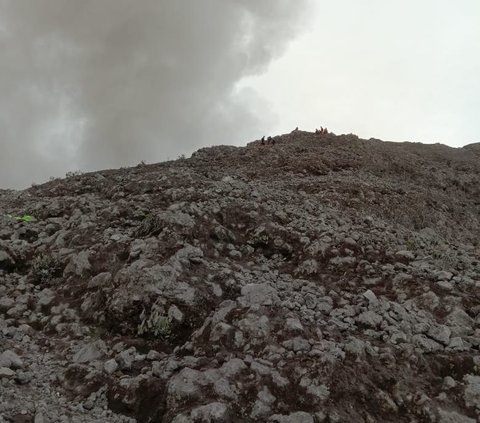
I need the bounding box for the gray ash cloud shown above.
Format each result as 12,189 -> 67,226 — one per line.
0,0 -> 311,188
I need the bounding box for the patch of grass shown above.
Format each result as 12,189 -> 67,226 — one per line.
430,250 -> 457,270
137,306 -> 172,338
404,239 -> 416,251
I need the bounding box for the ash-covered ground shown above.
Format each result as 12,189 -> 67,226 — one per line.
0,131 -> 479,422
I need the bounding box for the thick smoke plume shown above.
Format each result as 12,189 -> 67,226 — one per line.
0,0 -> 311,189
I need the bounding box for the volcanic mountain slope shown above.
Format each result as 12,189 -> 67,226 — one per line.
0,131 -> 479,423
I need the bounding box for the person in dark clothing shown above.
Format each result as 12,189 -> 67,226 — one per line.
316,127 -> 325,136
324,127 -> 328,134
267,136 -> 273,145
261,136 -> 265,145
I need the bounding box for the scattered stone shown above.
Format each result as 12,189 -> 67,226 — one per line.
15,371 -> 33,385
72,340 -> 107,363
443,376 -> 457,390
0,366 -> 15,378
190,402 -> 230,422
167,368 -> 204,406
104,359 -> 118,375
250,386 -> 276,420
437,281 -> 454,291
282,337 -> 311,352
412,334 -> 443,352
64,251 -> 91,277
447,309 -> 474,336
357,311 -> 383,328
87,272 -> 112,289
0,350 -> 23,369
239,283 -> 279,306
147,350 -> 165,361
447,337 -> 468,351
306,383 -> 330,403
37,289 -> 55,307
427,325 -> 451,345
463,374 -> 480,409
270,412 -> 314,423
395,250 -> 415,261
116,348 -> 135,370
436,271 -> 454,281
168,304 -> 185,323
34,411 -> 46,423
285,317 -> 303,332
0,297 -> 15,312
363,289 -> 378,305
437,409 -> 476,423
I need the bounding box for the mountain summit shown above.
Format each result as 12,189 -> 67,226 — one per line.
0,132 -> 479,422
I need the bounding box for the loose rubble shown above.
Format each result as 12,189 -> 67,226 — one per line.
0,132 -> 479,422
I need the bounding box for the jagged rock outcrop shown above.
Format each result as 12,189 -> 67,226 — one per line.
0,131 -> 479,422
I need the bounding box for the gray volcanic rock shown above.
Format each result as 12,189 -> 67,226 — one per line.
72,340 -> 107,364
0,350 -> 23,369
0,131 -> 479,422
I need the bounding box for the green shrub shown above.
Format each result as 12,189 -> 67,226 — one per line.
404,239 -> 416,251
137,306 -> 172,338
31,253 -> 62,284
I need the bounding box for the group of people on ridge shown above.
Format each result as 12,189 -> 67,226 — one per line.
260,126 -> 329,146
260,136 -> 275,146
315,126 -> 329,135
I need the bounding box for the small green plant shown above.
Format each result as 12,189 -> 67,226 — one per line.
31,253 -> 62,284
404,239 -> 416,251
137,306 -> 172,338
6,214 -> 35,223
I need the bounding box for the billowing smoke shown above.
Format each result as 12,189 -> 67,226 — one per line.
0,0 -> 312,189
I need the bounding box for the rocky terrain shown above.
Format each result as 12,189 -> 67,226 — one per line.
0,130 -> 479,422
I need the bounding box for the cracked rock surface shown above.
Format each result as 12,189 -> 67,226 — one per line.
1,131 -> 480,422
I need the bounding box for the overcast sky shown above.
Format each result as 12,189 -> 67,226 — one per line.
1,1 -> 479,189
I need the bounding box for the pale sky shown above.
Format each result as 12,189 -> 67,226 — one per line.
1,1 -> 479,189
239,0 -> 480,146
